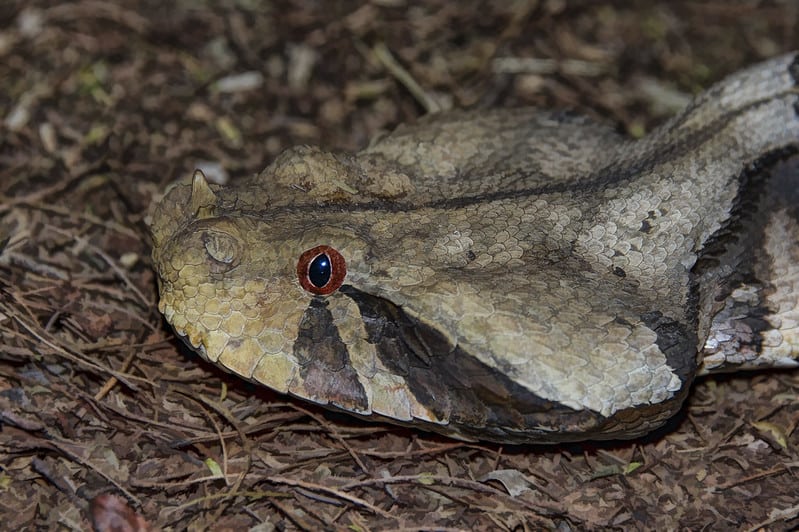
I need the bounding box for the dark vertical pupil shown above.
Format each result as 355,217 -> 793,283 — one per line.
308,253 -> 332,288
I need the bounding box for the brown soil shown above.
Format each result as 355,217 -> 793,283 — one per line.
1,1 -> 798,530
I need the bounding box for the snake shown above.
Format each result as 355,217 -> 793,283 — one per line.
150,53 -> 799,444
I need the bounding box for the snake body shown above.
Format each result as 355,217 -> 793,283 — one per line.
151,54 -> 799,443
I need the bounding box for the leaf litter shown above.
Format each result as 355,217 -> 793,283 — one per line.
1,1 -> 798,529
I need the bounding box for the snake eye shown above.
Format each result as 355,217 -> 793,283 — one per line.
297,245 -> 346,295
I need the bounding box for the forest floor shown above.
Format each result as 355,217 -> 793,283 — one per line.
1,1 -> 798,530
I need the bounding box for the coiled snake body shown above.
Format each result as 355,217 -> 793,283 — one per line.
151,54 -> 799,443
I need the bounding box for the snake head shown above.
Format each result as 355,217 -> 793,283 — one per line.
151,170 -> 694,444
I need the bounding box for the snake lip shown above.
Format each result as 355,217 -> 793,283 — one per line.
168,324 -> 207,358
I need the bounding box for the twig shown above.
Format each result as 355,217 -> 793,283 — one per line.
47,225 -> 151,308
3,301 -> 140,390
371,42 -> 443,114
712,462 -> 799,492
745,502 -> 799,532
94,347 -> 138,401
290,404 -> 371,474
267,476 -> 393,519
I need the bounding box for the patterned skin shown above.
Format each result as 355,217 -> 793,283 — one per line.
151,54 -> 799,443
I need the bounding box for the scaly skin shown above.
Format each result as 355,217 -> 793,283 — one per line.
151,53 -> 799,443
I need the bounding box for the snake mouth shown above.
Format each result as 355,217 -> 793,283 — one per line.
161,309 -> 211,362
172,326 -> 204,356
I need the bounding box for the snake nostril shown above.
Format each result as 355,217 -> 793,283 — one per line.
202,230 -> 240,266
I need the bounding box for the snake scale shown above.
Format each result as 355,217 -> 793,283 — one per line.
151,53 -> 799,443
